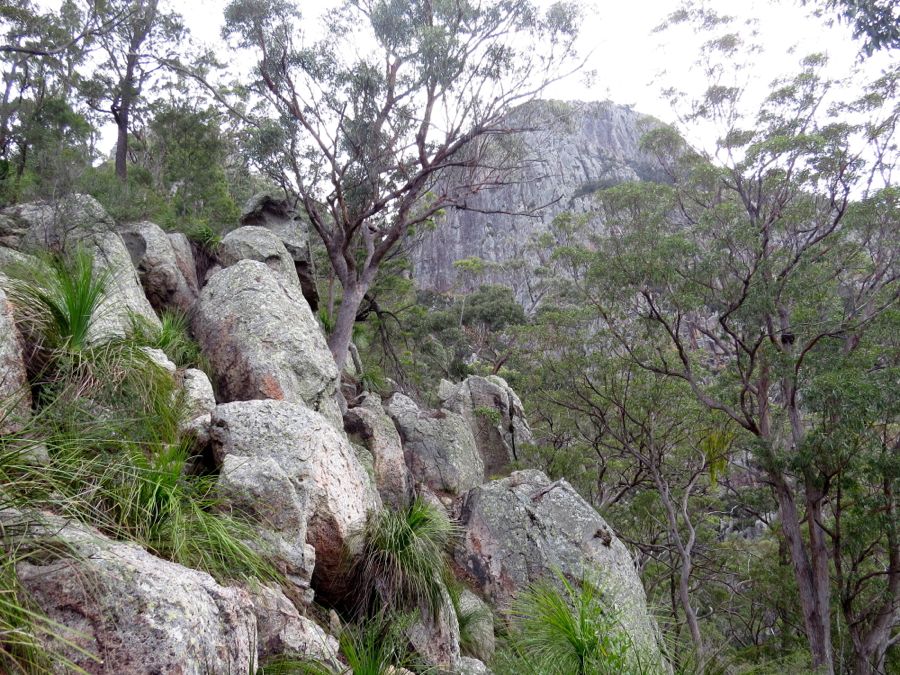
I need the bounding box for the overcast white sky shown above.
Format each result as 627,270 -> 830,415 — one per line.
73,0 -> 893,154
169,0 -> 894,149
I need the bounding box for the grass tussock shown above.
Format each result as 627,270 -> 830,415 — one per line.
350,498 -> 458,619
493,574 -> 658,675
130,310 -> 209,373
0,248 -> 275,585
4,248 -> 108,358
0,505 -> 101,674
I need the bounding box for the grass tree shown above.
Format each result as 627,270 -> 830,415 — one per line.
350,497 -> 458,619
498,574 -> 644,675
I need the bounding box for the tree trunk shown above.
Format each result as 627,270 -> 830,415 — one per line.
773,476 -> 834,674
114,103 -> 129,180
327,280 -> 368,372
657,482 -> 704,658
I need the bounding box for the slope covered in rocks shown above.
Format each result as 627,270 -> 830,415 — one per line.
0,193 -> 667,673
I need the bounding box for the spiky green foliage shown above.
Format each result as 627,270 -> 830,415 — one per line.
351,498 -> 458,619
338,613 -> 416,675
256,613 -> 416,675
257,658 -> 336,675
37,338 -> 184,444
499,575 -> 645,675
4,248 -> 108,354
184,222 -> 222,251
0,406 -> 276,584
0,447 -> 99,673
130,310 -> 209,372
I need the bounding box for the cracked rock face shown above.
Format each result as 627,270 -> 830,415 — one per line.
439,375 -> 533,477
0,287 -> 30,434
210,399 -> 380,602
412,100 -> 664,300
192,260 -> 342,426
240,193 -> 319,310
5,510 -> 256,674
454,469 -> 663,663
250,585 -> 341,665
218,225 -> 301,290
457,588 -> 495,663
344,393 -> 414,508
386,392 -> 484,497
120,220 -> 199,315
406,581 -> 461,671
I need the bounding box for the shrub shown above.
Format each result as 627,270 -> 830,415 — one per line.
350,498 -> 458,619
257,613 -> 416,675
339,613 -> 416,675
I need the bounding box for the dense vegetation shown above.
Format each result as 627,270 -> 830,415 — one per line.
1,0 -> 897,674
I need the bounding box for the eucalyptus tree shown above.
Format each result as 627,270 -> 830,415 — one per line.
0,1 -> 100,201
562,52 -> 899,672
79,0 -> 184,181
222,0 -> 582,370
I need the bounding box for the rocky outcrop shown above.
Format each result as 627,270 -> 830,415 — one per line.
5,510 -> 256,674
345,393 -> 413,508
192,260 -> 342,425
457,588 -> 495,663
250,585 -> 341,666
0,287 -> 30,434
439,375 -> 533,476
210,399 -> 380,601
178,367 -> 216,442
218,225 -> 301,289
119,220 -> 199,314
457,657 -> 492,675
386,393 -> 483,497
0,195 -> 160,340
412,101 -> 663,299
241,193 -> 319,309
454,469 -> 663,663
407,583 -> 461,671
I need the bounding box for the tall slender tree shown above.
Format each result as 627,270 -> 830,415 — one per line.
80,0 -> 183,180
222,0 -> 582,370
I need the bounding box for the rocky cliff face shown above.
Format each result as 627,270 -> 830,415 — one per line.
412,100 -> 665,299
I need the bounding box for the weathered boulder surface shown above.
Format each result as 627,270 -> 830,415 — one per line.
241,193 -> 319,309
218,225 -> 301,289
250,585 -> 341,666
0,195 -> 160,340
457,588 -> 495,663
457,657 -> 492,675
4,510 -> 256,674
345,393 -> 413,508
192,260 -> 341,425
120,220 -> 199,314
386,393 -> 483,497
439,375 -> 532,477
210,400 -> 380,601
454,469 -> 663,662
178,367 -> 217,443
407,583 -> 461,671
0,287 -> 30,433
